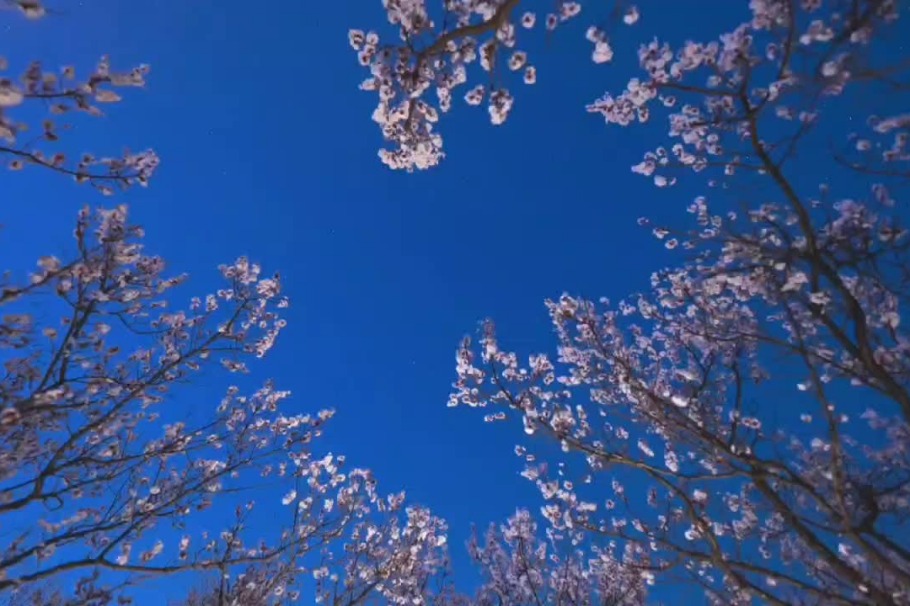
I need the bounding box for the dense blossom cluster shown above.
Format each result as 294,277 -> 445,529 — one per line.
351,0 -> 638,170
467,509 -> 646,605
351,0 -> 598,170
312,502 -> 451,605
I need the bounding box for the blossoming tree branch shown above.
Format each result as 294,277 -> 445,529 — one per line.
0,2 -> 452,604
0,1 -> 158,193
354,0 -> 910,604
3,0 -> 910,603
4,1 -> 626,604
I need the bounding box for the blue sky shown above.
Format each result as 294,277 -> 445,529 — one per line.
1,0 -> 775,601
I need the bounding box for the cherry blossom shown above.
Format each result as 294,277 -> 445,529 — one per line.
352,0 -> 640,170
0,203 -> 465,605
1,5 -> 158,191
467,508 -> 645,605
354,0 -> 904,178
0,8 -> 467,604
176,489 -> 455,606
357,0 -> 910,603
0,206 -> 325,593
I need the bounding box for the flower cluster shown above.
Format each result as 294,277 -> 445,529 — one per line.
351,0 -> 624,170
468,508 -> 646,605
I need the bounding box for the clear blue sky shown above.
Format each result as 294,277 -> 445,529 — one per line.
2,1 -> 756,601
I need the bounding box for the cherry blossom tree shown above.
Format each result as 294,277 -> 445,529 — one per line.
0,210 -> 457,604
355,0 -> 910,604
0,137 -> 464,606
467,509 -> 645,605
0,5 -> 449,605
1,0 -> 158,192
177,499 -> 454,606
177,502 -> 646,606
0,204 -> 382,600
